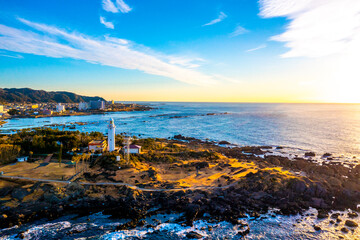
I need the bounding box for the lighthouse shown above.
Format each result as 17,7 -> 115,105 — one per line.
108,118 -> 116,152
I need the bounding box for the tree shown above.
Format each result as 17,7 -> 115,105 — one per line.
58,143 -> 62,167
0,144 -> 21,165
7,109 -> 19,116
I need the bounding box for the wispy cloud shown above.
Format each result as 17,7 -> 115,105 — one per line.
116,0 -> 132,13
259,0 -> 360,58
102,0 -> 118,13
102,0 -> 132,14
100,16 -> 114,29
168,56 -> 205,69
246,44 -> 267,52
229,25 -> 248,37
202,12 -> 227,26
259,0 -> 360,102
0,53 -> 23,59
0,18 -> 220,85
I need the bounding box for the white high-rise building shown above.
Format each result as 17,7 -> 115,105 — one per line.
56,103 -> 65,112
78,102 -> 89,111
90,100 -> 105,110
108,118 -> 116,152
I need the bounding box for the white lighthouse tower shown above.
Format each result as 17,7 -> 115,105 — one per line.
108,118 -> 116,152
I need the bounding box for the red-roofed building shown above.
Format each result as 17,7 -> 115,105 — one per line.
88,140 -> 107,152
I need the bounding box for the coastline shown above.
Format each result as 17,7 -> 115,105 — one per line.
2,104 -> 153,121
1,135 -> 360,238
3,102 -> 360,162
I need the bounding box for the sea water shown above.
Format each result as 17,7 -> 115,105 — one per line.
1,208 -> 359,239
2,102 -> 360,160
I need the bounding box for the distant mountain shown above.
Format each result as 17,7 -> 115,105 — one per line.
0,88 -> 106,104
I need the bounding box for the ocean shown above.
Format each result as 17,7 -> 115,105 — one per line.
2,102 -> 360,161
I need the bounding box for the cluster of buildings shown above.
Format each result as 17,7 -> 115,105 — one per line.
55,100 -> 109,113
0,102 -> 76,118
0,105 -> 5,118
78,100 -> 106,111
0,100 -> 110,118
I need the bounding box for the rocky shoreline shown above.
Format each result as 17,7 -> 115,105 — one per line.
1,137 -> 360,237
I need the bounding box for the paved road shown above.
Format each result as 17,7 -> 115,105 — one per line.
0,175 -> 235,192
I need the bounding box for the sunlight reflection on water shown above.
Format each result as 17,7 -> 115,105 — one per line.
2,103 -> 360,160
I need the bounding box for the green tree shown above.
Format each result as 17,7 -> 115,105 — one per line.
58,143 -> 62,167
0,144 -> 21,165
7,109 -> 19,116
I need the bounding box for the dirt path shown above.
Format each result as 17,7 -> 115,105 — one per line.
43,154 -> 53,163
0,175 -> 235,192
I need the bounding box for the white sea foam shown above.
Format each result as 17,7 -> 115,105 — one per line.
1,208 -> 360,239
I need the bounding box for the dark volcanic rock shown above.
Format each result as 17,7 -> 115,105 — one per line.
144,230 -> 182,240
66,182 -> 85,198
317,211 -> 329,219
193,162 -> 210,169
147,167 -> 158,181
237,228 -> 250,237
348,212 -> 358,218
0,187 -> 13,197
116,220 -> 138,230
173,135 -> 196,141
313,225 -> 321,231
345,220 -> 358,228
185,204 -> 201,226
291,179 -> 307,193
11,188 -> 29,200
43,192 -> 60,204
186,231 -> 203,239
305,152 -> 316,157
322,153 -> 332,158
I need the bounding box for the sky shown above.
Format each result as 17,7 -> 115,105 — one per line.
0,0 -> 360,103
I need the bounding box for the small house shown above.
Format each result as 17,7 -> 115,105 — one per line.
16,156 -> 29,162
88,140 -> 107,152
43,109 -> 53,115
123,145 -> 142,154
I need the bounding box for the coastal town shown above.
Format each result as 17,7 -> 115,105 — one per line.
0,100 -> 151,121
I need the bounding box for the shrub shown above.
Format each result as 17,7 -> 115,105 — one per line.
0,144 -> 21,165
90,152 -> 119,170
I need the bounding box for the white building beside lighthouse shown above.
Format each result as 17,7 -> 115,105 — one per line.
108,118 -> 116,152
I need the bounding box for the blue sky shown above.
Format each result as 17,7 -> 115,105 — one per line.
1,0 -> 359,102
